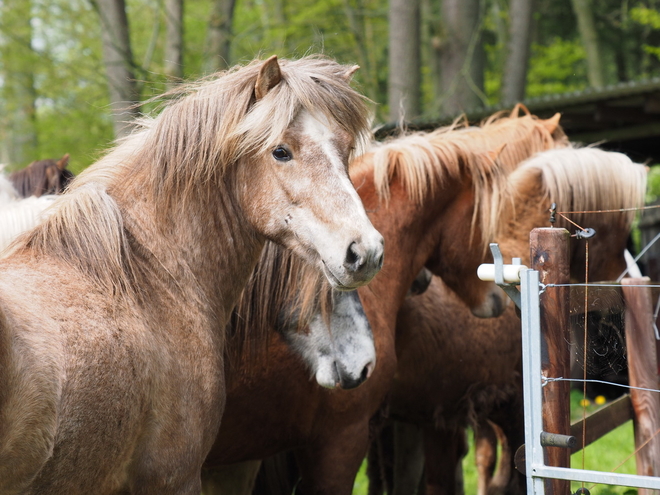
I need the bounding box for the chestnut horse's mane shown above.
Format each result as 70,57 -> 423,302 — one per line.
10,56 -> 372,304
507,146 -> 647,231
357,109 -> 566,253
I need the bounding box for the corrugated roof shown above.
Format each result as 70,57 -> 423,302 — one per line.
377,77 -> 660,136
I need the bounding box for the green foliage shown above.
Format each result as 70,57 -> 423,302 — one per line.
631,6 -> 660,62
645,165 -> 660,204
526,37 -> 588,98
631,6 -> 660,30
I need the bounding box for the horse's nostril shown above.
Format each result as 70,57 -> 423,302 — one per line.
360,366 -> 369,382
345,242 -> 364,270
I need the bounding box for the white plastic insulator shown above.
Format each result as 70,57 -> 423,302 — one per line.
477,264 -> 528,284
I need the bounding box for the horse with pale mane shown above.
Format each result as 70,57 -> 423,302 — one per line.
0,55 -> 383,495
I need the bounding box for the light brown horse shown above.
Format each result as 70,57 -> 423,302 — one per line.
8,153 -> 74,197
0,55 -> 385,495
379,146 -> 647,495
201,111 -> 565,495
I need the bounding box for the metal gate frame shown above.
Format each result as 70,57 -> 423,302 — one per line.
519,268 -> 660,492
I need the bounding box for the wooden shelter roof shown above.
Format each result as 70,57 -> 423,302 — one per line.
377,78 -> 660,163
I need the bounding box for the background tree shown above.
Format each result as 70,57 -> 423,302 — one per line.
571,0 -> 605,87
204,0 -> 236,73
92,0 -> 141,138
501,0 -> 535,105
0,0 -> 38,166
434,0 -> 486,115
388,0 -> 420,122
164,0 -> 184,86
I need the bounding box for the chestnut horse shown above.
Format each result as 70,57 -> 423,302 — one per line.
201,111 -> 566,495
377,146 -> 647,495
0,55 -> 385,495
8,153 -> 73,197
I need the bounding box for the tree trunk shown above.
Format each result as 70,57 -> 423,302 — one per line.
434,0 -> 485,116
204,0 -> 237,73
0,0 -> 38,167
570,0 -> 605,88
388,0 -> 420,122
164,0 -> 184,87
501,0 -> 535,106
93,0 -> 141,138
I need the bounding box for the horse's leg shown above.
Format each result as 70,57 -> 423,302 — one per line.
366,420 -> 392,495
474,421 -> 497,495
486,421 -> 511,495
294,422 -> 370,495
422,426 -> 468,495
392,420 -> 425,495
487,397 -> 526,495
201,461 -> 262,495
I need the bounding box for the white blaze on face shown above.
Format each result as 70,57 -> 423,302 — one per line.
294,111 -> 380,288
299,111 -> 366,218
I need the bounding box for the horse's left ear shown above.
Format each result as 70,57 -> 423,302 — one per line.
57,153 -> 70,170
542,113 -> 562,134
255,55 -> 282,100
343,65 -> 360,82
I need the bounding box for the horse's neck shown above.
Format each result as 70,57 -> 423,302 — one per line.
118,187 -> 264,322
357,176 -> 455,314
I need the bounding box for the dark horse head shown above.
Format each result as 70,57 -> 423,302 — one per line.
8,153 -> 74,197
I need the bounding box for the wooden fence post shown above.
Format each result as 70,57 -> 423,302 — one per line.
622,277 -> 660,495
530,227 -> 571,495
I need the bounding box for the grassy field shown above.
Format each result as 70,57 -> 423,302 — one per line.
353,390 -> 640,494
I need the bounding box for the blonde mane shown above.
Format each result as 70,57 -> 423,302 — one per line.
508,146 -> 647,230
11,56 -> 372,302
357,110 -> 566,253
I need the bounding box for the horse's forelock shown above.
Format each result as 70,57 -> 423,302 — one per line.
111,56 -> 370,212
231,57 -> 372,163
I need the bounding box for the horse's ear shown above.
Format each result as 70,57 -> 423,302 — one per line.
57,153 -> 70,170
509,103 -> 531,117
343,65 -> 360,82
255,55 -> 282,100
543,113 -> 562,134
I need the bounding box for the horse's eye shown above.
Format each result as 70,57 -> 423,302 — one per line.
272,146 -> 292,162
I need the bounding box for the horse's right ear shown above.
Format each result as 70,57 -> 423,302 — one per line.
57,153 -> 70,170
255,55 -> 282,100
509,103 -> 530,118
343,65 -> 360,82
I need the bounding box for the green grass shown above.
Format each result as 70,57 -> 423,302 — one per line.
353,390 -> 641,494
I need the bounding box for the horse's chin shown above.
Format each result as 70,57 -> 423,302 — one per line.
315,367 -> 340,389
321,262 -> 358,291
470,285 -> 509,318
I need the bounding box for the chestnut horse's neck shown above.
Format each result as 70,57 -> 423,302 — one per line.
353,161 -> 470,321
